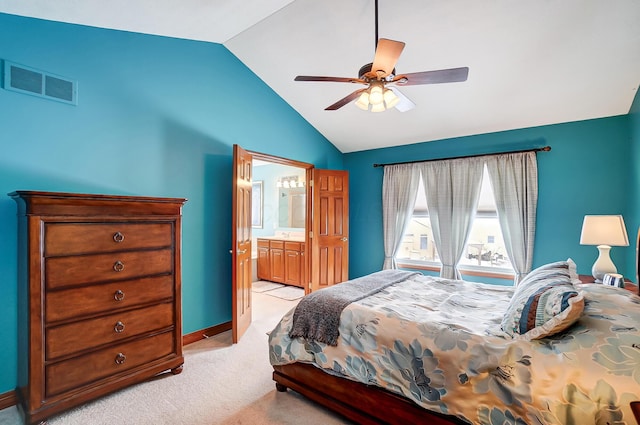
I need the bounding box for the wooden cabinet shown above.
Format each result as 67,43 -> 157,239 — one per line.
257,238 -> 305,288
284,241 -> 304,286
257,239 -> 271,281
270,240 -> 285,282
10,191 -> 186,425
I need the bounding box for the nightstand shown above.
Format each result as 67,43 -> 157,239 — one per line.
578,274 -> 639,295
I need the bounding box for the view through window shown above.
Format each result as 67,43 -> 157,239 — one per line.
396,165 -> 513,273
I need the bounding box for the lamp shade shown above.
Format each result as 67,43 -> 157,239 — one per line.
369,85 -> 384,105
580,215 -> 629,246
355,92 -> 369,110
383,89 -> 400,109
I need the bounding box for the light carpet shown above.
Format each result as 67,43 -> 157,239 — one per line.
0,292 -> 349,425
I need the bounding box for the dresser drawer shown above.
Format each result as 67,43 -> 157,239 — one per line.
45,275 -> 174,323
46,302 -> 174,359
45,331 -> 175,397
45,222 -> 173,256
46,249 -> 173,289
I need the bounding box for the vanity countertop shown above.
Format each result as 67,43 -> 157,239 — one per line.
257,236 -> 305,242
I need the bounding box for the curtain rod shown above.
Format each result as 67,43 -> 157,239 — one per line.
372,146 -> 551,168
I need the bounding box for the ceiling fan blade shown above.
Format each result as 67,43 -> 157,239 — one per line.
392,67 -> 469,86
295,76 -> 366,84
388,87 -> 415,112
325,88 -> 367,111
369,38 -> 405,79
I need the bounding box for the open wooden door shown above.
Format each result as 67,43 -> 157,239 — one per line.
310,169 -> 349,293
231,145 -> 252,343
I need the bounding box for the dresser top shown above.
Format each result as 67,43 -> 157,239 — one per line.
9,191 -> 187,217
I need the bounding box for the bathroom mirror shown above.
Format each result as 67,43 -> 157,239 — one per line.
278,186 -> 305,228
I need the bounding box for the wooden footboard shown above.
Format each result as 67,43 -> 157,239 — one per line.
631,401 -> 640,423
274,364 -> 640,425
272,363 -> 465,425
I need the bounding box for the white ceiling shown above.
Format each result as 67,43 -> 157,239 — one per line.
2,0 -> 640,153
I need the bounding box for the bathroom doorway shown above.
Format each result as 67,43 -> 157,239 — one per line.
251,155 -> 310,286
232,146 -> 349,342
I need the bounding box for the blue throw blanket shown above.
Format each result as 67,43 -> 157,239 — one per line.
288,270 -> 420,346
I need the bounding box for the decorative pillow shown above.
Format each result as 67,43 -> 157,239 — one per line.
522,259 -> 582,283
501,259 -> 585,340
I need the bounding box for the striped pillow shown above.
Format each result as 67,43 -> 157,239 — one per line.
501,259 -> 584,340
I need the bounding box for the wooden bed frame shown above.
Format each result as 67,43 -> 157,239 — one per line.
273,363 -> 465,424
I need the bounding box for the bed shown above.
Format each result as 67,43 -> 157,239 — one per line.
269,260 -> 640,424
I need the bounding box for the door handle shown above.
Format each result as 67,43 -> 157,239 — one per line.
340,237 -> 348,242
229,249 -> 247,254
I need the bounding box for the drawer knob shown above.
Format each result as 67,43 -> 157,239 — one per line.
115,353 -> 126,365
114,290 -> 125,301
113,232 -> 125,243
114,321 -> 125,333
113,261 -> 125,272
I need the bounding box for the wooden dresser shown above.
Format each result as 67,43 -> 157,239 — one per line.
10,191 -> 187,425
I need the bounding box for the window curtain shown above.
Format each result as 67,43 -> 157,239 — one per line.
382,163 -> 420,269
486,151 -> 538,285
419,157 -> 484,279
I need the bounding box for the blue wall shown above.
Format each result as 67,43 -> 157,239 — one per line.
629,88 -> 640,281
0,13 -> 342,395
0,12 -> 638,398
345,116 -> 636,282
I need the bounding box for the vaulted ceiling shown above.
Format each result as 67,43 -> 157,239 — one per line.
2,0 -> 640,153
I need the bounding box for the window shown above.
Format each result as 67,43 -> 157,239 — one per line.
396,165 -> 513,273
420,235 -> 428,250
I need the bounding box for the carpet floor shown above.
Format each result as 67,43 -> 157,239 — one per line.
0,291 -> 350,425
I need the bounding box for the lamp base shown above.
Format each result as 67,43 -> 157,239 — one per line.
591,244 -> 617,283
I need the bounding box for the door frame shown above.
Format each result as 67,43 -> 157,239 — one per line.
248,150 -> 314,292
232,148 -> 351,342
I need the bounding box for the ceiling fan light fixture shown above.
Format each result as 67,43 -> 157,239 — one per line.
355,91 -> 370,110
294,1 -> 469,113
383,89 -> 399,109
369,85 -> 384,105
370,102 -> 386,113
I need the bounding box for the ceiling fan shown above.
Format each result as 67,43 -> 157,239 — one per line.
294,0 -> 469,112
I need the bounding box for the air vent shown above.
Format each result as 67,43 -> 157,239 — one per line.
3,60 -> 77,105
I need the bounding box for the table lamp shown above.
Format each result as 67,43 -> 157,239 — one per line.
579,215 -> 629,282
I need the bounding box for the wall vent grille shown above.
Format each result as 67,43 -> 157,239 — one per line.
3,60 -> 77,105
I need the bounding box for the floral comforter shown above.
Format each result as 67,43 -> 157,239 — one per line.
269,274 -> 640,424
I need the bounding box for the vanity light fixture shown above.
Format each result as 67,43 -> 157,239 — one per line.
277,176 -> 305,189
